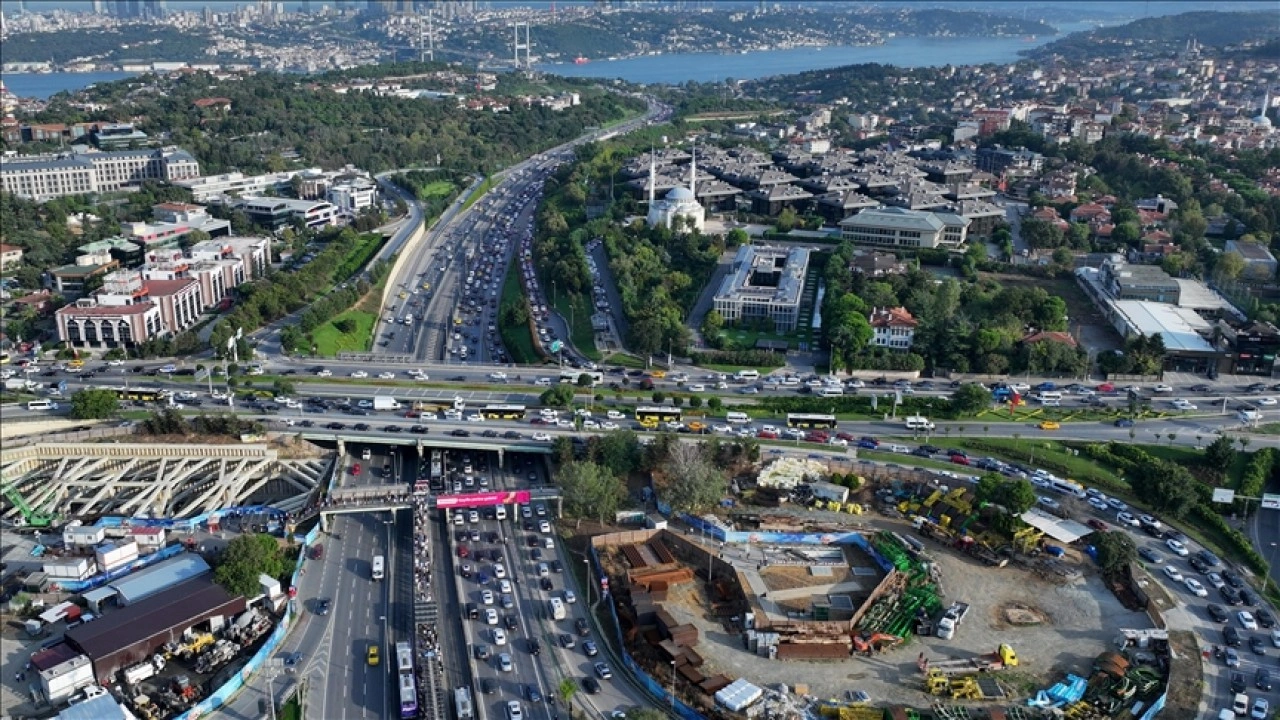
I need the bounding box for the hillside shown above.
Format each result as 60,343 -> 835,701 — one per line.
1026,11 -> 1280,61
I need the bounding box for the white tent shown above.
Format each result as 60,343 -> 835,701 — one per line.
715,678 -> 763,712
1019,508 -> 1095,544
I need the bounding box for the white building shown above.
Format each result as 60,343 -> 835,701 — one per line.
712,245 -> 810,332
175,168 -> 321,203
838,206 -> 969,250
646,147 -> 705,233
233,196 -> 340,230
868,306 -> 918,350
0,146 -> 199,201
327,179 -> 377,215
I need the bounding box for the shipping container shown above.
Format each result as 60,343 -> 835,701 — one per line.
63,525 -> 107,547
40,655 -> 95,704
95,541 -> 139,571
42,557 -> 96,580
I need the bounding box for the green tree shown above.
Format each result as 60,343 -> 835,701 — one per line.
1020,217 -> 1066,249
588,430 -> 642,478
69,388 -> 120,419
575,373 -> 594,388
707,396 -> 722,412
540,385 -> 575,408
659,442 -> 726,514
689,396 -> 703,409
1217,250 -> 1247,281
949,383 -> 992,415
1205,435 -> 1236,468
557,678 -> 578,705
558,461 -> 627,526
1093,530 -> 1137,578
214,533 -> 287,597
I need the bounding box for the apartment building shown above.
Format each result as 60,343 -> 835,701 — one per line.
232,196 -> 340,230
0,147 -> 199,201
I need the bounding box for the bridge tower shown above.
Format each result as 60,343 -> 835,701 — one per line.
417,11 -> 435,62
512,22 -> 531,69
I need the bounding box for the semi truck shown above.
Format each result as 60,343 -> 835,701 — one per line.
373,396 -> 402,411
918,644 -> 1018,675
937,601 -> 970,640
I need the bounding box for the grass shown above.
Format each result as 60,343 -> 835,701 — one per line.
279,695 -> 301,720
499,255 -> 544,365
1253,423 -> 1280,436
718,326 -> 797,352
310,309 -> 377,357
553,291 -> 601,362
418,180 -> 456,199
461,175 -> 496,212
602,352 -> 649,369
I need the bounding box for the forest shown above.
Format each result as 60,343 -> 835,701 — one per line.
1026,11 -> 1280,62
0,26 -> 211,65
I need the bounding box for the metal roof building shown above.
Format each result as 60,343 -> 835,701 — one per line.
64,576 -> 245,684
108,553 -> 211,606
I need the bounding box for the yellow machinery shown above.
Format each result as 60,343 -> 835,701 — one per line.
181,633 -> 215,659
1013,527 -> 1044,554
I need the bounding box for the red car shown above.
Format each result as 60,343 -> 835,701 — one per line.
351,463 -> 362,475
757,430 -> 778,439
1087,519 -> 1108,531
950,455 -> 970,466
836,432 -> 855,442
1097,383 -> 1115,393
458,545 -> 469,558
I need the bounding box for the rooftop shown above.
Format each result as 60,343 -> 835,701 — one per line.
64,576 -> 240,661
715,245 -> 810,306
109,553 -> 210,605
839,206 -> 944,232
1112,300 -> 1215,353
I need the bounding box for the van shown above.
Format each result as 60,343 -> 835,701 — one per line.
733,369 -> 759,381
543,537 -> 555,550
904,416 -> 934,431
26,400 -> 57,411
725,411 -> 751,425
361,448 -> 372,461
817,386 -> 844,397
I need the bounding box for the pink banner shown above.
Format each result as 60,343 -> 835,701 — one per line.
435,490 -> 531,508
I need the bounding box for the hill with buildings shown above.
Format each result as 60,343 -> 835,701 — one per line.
1025,11 -> 1280,61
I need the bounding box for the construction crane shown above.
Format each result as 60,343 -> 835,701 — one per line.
1,478 -> 58,528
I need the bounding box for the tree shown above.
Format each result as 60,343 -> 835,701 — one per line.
707,396 -> 722,412
558,461 -> 627,526
658,442 -> 726,514
1093,530 -> 1137,578
575,373 -> 594,388
214,533 -> 287,597
1205,435 -> 1236,468
588,430 -> 642,478
540,385 -> 575,407
949,383 -> 992,415
1217,250 -> 1247,281
557,678 -> 578,705
69,388 -> 119,419
1020,217 -> 1066,249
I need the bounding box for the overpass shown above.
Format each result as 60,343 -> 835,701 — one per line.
306,486 -> 564,530
297,430 -> 554,466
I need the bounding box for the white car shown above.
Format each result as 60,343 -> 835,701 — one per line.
713,424 -> 732,434
601,421 -> 619,430
316,369 -> 332,377
1088,498 -> 1109,512
539,520 -> 551,534
1206,572 -> 1227,589
1117,512 -> 1140,528
606,410 -> 626,420
1162,565 -> 1184,583
498,579 -> 512,594
1259,397 -> 1279,406
489,372 -> 508,381
378,372 -> 395,380
494,563 -> 507,579
1172,399 -> 1198,411
481,590 -> 495,605
828,438 -> 849,447
485,609 -> 499,625
467,413 -> 485,422
564,590 -> 576,604
350,371 -> 369,379
1107,497 -> 1129,511
1183,578 -> 1208,597
532,433 -> 551,442
1252,698 -> 1269,720
1037,496 -> 1060,510
493,628 -> 507,645
1153,384 -> 1174,393
1240,611 -> 1260,630
1166,538 -> 1189,556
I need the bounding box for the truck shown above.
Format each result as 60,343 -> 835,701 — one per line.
936,601 -> 970,640
122,655 -> 166,685
549,597 -> 566,620
373,396 -> 402,411
918,644 -> 1018,676
4,378 -> 36,391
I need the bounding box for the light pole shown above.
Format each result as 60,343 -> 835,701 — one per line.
584,555 -> 593,606
669,660 -> 677,707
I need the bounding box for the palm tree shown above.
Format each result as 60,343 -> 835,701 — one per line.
983,425 -> 990,439
1167,433 -> 1177,445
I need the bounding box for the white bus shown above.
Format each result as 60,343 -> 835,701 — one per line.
725,411 -> 751,425
904,416 -> 935,431
1049,478 -> 1087,498
733,369 -> 759,381
560,370 -> 603,386
817,386 -> 845,397
1036,392 -> 1063,407
454,687 -> 474,720
372,555 -> 385,581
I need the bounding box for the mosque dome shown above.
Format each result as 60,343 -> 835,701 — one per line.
1255,113 -> 1273,129
666,186 -> 695,202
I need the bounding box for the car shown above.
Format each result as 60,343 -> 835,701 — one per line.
1250,635 -> 1267,655
1184,578 -> 1208,597
499,579 -> 513,594
1106,497 -> 1129,511
1253,697 -> 1270,719
532,432 -> 551,442
1205,572 -> 1227,589
1037,496 -> 1060,510
582,677 -> 601,694
1189,556 -> 1210,574
1153,384 -> 1174,393
1166,538 -> 1189,556
1087,497 -> 1109,512
480,678 -> 497,695
452,429 -> 471,437
505,615 -> 519,631
525,685 -> 543,703
1172,399 -> 1198,410
1227,647 -> 1242,668
1208,604 -> 1230,622
1256,609 -> 1276,628
593,662 -> 613,679
1259,668 -> 1274,691
493,628 -> 507,645
1233,693 -> 1251,716
316,598 -> 331,615
485,608 -> 499,625
1241,611 -> 1260,630
1241,588 -> 1261,607
378,372 -> 395,380
351,371 -> 368,379
1162,565 -> 1184,583
367,644 -> 380,666
498,653 -> 514,672
1037,420 -> 1060,430
1223,569 -> 1245,588
1114,418 -> 1134,428
540,577 -> 553,591
1137,547 -> 1161,563
564,589 -> 576,604
1222,586 -> 1243,606
1198,549 -> 1222,567
481,590 -> 494,605
1260,397 -> 1279,406
1116,512 -> 1140,528
575,618 -> 590,636
583,640 -> 599,656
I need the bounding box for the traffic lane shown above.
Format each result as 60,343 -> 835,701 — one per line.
319,513 -> 391,720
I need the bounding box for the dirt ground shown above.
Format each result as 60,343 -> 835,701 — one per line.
657,517 -> 1152,707
758,564 -> 854,593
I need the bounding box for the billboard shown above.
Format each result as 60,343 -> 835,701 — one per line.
435,490 -> 531,509
1263,494 -> 1280,510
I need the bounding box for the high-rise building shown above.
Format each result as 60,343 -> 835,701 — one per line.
92,0 -> 105,14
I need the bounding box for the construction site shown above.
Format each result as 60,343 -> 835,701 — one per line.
589,464 -> 1170,719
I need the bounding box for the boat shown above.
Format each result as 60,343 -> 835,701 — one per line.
574,55 -> 589,65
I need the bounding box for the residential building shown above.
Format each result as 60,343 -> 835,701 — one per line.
189,237 -> 269,281
0,147 -> 198,201
850,251 -> 907,278
838,207 -> 969,251
175,169 -> 320,203
0,243 -> 23,270
712,245 -> 810,333
974,145 -> 1044,177
1224,239 -> 1278,282
868,306 -> 917,350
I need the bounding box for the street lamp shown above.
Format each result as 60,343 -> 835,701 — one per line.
584,555 -> 593,606
669,660 -> 677,707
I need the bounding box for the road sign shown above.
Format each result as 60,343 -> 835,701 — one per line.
1264,494 -> 1280,510
550,340 -> 563,353
1212,488 -> 1236,504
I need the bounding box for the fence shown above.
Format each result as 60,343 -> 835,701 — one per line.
173,524 -> 317,720
679,514 -> 895,574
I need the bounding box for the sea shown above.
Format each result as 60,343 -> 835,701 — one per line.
1,21 -> 1107,99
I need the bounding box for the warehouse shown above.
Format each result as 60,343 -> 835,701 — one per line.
107,553 -> 211,606
63,576 -> 245,684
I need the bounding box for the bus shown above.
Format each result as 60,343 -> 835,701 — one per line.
786,413 -> 838,430
114,388 -> 168,403
372,555 -> 385,581
634,406 -> 682,427
559,370 -> 603,386
399,673 -> 418,719
396,641 -> 414,673
480,404 -> 527,420
454,687 -> 474,720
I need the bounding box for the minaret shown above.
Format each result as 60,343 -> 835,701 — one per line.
688,143 -> 697,196
648,150 -> 656,206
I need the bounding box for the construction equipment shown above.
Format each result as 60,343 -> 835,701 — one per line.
1012,526 -> 1044,554
925,671 -> 1007,700
917,644 -> 1018,675
122,655 -> 166,686
852,632 -> 903,655
194,639 -> 238,674
1,479 -> 59,528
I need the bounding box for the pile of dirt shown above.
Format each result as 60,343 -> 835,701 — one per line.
1002,604 -> 1049,626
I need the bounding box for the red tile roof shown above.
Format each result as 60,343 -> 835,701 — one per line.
1022,331 -> 1078,348
869,306 -> 917,328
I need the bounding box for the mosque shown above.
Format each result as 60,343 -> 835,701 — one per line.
646,146 -> 705,233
